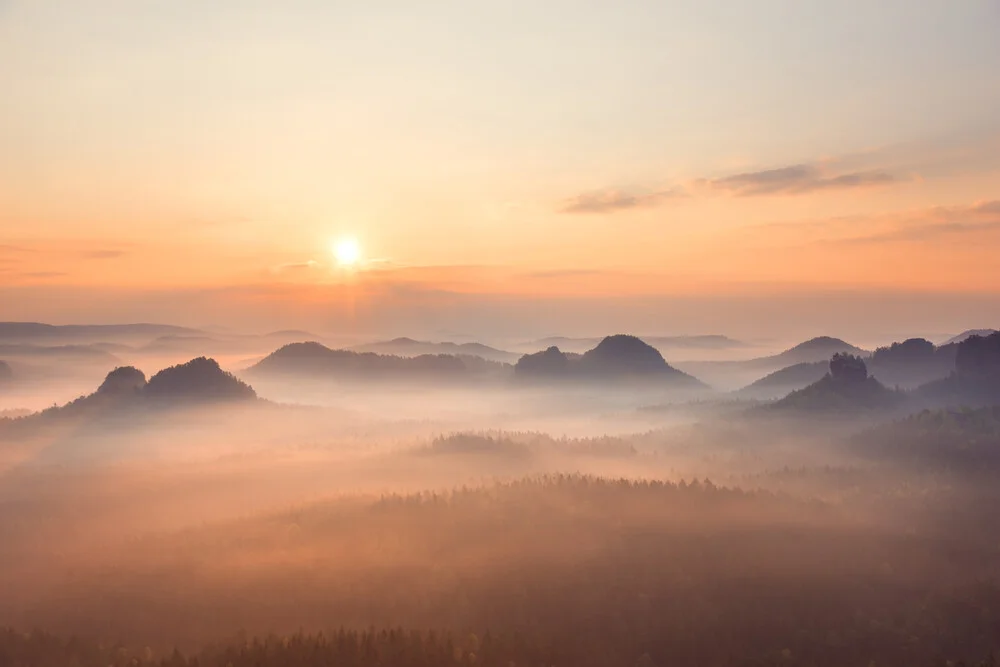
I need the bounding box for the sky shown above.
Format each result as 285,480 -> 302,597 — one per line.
2,1 -> 999,343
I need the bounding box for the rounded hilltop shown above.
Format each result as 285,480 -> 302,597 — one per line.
144,357 -> 256,401
578,334 -> 672,375
515,334 -> 705,387
97,366 -> 147,395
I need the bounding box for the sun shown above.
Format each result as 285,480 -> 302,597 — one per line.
333,237 -> 362,267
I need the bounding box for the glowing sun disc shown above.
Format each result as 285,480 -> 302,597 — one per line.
334,238 -> 361,267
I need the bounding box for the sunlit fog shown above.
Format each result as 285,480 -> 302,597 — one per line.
3,2 -> 1000,666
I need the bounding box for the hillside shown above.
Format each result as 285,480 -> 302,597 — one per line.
770,337 -> 867,366
854,407 -> 1000,468
737,361 -> 827,399
771,354 -> 905,412
867,337 -> 957,388
915,332 -> 1000,407
144,357 -> 256,401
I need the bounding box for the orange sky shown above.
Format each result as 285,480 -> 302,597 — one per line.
2,2 -> 999,341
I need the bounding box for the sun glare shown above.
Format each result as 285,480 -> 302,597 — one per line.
334,238 -> 362,267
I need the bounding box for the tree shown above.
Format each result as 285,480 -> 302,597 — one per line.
829,353 -> 867,383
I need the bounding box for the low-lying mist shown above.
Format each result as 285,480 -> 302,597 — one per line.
2,339 -> 1000,666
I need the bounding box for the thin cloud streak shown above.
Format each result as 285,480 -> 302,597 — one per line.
705,164 -> 899,196
559,189 -> 683,214
81,249 -> 128,259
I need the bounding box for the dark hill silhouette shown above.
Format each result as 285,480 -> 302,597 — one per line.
0,360 -> 12,383
867,337 -> 957,388
97,366 -> 147,395
144,357 -> 256,401
514,335 -> 705,387
515,346 -> 571,377
772,353 -> 905,412
250,342 -> 508,381
916,332 -> 1000,407
578,334 -> 676,376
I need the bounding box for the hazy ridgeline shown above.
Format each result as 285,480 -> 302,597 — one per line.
1,331 -> 1000,666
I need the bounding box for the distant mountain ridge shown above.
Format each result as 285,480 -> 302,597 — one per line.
943,329 -> 998,346
0,322 -> 203,343
249,342 -> 511,381
675,336 -> 867,391
352,337 -> 518,363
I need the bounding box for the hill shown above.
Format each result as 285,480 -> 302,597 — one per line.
514,335 -> 706,387
0,358 -> 256,433
675,336 -> 867,390
143,357 -> 256,402
737,361 -> 828,399
943,329 -> 997,346
770,337 -> 867,366
739,336 -> 958,398
249,342 -> 509,381
867,337 -> 957,388
915,332 -> 1000,407
771,354 -> 905,412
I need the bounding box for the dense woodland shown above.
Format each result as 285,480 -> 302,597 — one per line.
2,475 -> 999,666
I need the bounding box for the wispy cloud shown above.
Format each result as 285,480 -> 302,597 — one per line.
0,244 -> 36,254
523,269 -> 607,279
18,271 -> 68,278
836,200 -> 1000,245
270,260 -> 321,274
81,249 -> 127,259
704,163 -> 899,196
559,188 -> 683,214
560,158 -> 903,212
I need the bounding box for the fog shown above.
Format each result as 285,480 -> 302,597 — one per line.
2,329 -> 1000,666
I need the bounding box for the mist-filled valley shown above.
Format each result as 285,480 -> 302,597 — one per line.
2,323 -> 1000,666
